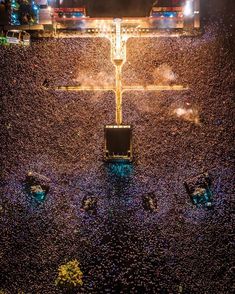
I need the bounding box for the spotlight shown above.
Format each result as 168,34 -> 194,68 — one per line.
184,0 -> 193,17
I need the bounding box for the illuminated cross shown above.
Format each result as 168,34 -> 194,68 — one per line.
52,19 -> 188,125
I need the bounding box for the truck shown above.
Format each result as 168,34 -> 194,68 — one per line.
5,30 -> 30,46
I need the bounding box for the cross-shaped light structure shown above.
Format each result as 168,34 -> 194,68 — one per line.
53,19 -> 189,125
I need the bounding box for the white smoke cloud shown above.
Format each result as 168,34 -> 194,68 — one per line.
173,107 -> 200,124
73,71 -> 115,87
152,64 -> 178,85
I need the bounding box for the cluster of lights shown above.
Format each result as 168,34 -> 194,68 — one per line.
150,12 -> 184,20
11,0 -> 40,25
32,1 -> 39,11
56,10 -> 85,19
122,28 -> 150,33
87,28 -> 114,33
11,0 -> 17,9
11,0 -> 19,25
85,27 -> 178,35
11,13 -> 17,19
84,29 -> 181,37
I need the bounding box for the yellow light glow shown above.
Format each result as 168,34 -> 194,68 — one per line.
53,18 -> 189,126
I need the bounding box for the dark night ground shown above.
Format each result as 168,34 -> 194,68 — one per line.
0,6 -> 235,294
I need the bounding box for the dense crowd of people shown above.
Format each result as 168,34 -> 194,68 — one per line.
0,19 -> 234,293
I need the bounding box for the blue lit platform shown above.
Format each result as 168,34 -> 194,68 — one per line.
25,171 -> 50,203
184,173 -> 213,207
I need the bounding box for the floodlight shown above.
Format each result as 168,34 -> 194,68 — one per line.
184,0 -> 193,17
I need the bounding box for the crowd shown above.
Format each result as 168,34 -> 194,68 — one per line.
0,19 -> 234,293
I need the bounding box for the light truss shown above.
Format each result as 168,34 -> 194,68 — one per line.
52,19 -> 189,125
